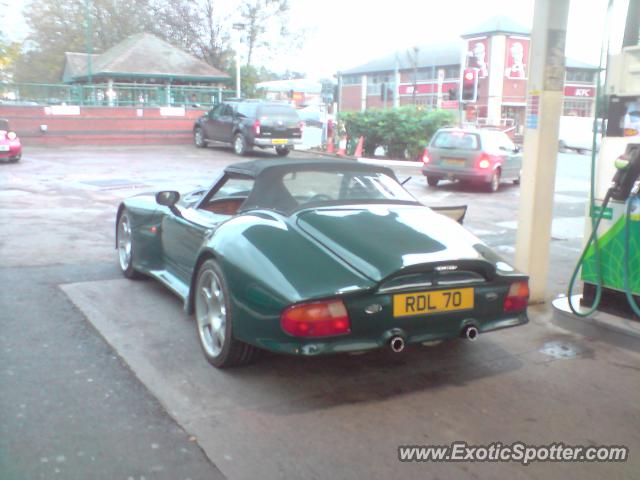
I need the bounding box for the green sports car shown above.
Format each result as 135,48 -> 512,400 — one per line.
115,158 -> 529,368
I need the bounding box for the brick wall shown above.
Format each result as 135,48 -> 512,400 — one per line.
340,85 -> 362,112
0,105 -> 208,145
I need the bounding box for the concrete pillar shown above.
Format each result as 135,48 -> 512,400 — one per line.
107,79 -> 114,107
514,0 -> 570,302
487,35 -> 506,125
437,69 -> 444,109
394,66 -> 400,108
361,75 -> 367,112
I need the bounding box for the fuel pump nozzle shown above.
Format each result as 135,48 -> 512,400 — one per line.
610,144 -> 640,201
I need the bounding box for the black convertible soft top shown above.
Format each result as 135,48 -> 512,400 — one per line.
225,158 -> 396,178
223,158 -> 415,214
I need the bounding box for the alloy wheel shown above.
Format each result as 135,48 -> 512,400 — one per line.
117,214 -> 132,271
195,268 -> 227,358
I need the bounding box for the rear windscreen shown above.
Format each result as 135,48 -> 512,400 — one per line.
236,103 -> 258,118
431,131 -> 479,150
257,105 -> 299,120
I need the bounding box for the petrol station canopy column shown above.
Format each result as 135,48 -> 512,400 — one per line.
515,0 -> 570,302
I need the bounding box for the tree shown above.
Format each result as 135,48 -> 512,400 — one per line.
0,33 -> 21,82
238,0 -> 291,67
15,0 -> 158,82
192,0 -> 235,72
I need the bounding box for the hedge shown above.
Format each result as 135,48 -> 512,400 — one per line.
339,107 -> 455,159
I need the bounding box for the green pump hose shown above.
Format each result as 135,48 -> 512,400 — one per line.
566,0 -> 640,320
565,1 -> 611,316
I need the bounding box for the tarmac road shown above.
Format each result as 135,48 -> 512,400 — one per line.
1,144 -> 639,479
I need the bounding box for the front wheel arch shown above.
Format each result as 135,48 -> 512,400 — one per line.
115,203 -> 126,249
186,250 -> 218,314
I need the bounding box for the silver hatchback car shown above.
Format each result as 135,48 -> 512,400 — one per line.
422,128 -> 522,192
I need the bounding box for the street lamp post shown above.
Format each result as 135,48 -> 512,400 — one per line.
232,23 -> 245,98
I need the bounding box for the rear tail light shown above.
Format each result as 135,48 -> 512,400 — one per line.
7,131 -> 17,140
281,299 -> 351,337
253,120 -> 261,135
422,147 -> 431,164
624,128 -> 639,137
503,281 -> 530,312
476,152 -> 491,169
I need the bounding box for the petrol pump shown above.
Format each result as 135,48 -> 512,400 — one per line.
566,44 -> 640,319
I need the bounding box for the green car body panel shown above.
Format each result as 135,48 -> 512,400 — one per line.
116,159 -> 528,356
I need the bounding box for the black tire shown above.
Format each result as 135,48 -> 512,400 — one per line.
233,133 -> 250,156
194,127 -> 206,148
194,259 -> 259,368
275,145 -> 291,157
427,176 -> 440,187
486,169 -> 501,193
116,211 -> 144,279
513,174 -> 521,185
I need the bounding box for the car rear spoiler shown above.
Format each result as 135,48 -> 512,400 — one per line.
429,205 -> 468,224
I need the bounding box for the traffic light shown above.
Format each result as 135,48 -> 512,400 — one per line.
461,68 -> 478,102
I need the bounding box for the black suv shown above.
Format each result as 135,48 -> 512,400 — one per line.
193,99 -> 302,156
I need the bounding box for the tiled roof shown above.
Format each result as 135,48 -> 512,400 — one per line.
339,40 -> 464,75
63,33 -> 229,82
462,15 -> 530,37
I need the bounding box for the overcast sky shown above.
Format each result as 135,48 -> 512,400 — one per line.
2,0 -> 629,79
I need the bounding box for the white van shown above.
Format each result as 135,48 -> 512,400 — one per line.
558,116 -> 603,153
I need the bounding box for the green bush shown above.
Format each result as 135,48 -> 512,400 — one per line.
339,107 -> 455,159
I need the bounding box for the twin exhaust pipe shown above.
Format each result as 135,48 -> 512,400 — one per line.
388,325 -> 478,353
389,336 -> 405,353
462,325 -> 479,341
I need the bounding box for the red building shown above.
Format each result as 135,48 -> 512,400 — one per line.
337,16 -> 597,135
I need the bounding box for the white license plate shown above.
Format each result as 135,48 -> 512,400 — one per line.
443,158 -> 465,166
0,145 -> 10,152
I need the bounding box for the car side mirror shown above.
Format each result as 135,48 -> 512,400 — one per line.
156,190 -> 180,207
156,191 -> 182,216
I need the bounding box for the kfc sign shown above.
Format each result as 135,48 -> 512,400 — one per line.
564,86 -> 595,97
466,38 -> 489,78
504,37 -> 529,79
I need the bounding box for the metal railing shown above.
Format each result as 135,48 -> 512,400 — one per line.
0,82 -> 236,108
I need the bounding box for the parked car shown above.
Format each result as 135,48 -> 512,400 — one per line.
193,99 -> 303,156
115,158 -> 529,368
558,116 -> 603,153
422,127 -> 522,192
0,119 -> 22,163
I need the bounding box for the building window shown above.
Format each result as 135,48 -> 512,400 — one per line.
565,70 -> 595,84
341,75 -> 361,85
443,66 -> 460,79
414,69 -> 436,81
406,66 -> 460,82
563,98 -> 593,117
366,74 -> 391,95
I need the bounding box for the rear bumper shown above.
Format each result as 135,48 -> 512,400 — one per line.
253,138 -> 302,147
251,311 -> 528,356
422,166 -> 493,183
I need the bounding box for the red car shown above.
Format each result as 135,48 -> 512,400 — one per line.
0,119 -> 22,163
